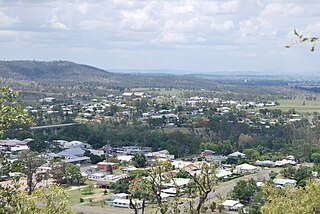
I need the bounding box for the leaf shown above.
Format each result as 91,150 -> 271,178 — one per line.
285,45 -> 291,48
311,37 -> 318,42
302,38 -> 309,42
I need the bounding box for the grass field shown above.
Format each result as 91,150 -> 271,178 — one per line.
269,98 -> 320,114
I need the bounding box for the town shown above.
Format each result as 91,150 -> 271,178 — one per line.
2,85 -> 320,214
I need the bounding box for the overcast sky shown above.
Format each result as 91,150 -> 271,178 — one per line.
0,0 -> 319,74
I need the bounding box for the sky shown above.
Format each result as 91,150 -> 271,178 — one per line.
0,0 -> 319,74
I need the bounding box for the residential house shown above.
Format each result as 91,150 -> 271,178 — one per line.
235,163 -> 259,174
221,200 -> 244,211
273,178 -> 297,186
88,172 -> 105,180
111,198 -> 143,209
228,151 -> 246,158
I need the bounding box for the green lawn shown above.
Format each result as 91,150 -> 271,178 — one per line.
67,188 -> 83,205
269,98 -> 320,114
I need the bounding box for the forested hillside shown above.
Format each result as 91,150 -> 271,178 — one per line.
0,60 -> 221,91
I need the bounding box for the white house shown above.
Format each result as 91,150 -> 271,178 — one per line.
216,169 -> 233,179
235,163 -> 259,174
275,159 -> 297,167
228,151 -> 245,158
273,178 -> 297,186
88,172 -> 105,180
112,198 -> 143,209
221,200 -> 244,211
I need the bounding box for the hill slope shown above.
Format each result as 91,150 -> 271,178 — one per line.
0,61 -> 222,95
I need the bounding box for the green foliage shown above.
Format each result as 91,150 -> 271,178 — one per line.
231,179 -> 258,203
269,171 -> 278,180
19,150 -> 46,195
132,152 -> 147,168
81,184 -> 94,195
311,152 -> 320,163
176,170 -> 190,178
34,185 -> 74,214
128,169 -> 148,178
111,177 -> 131,193
262,180 -> 320,214
65,163 -> 82,185
281,166 -> 312,186
0,86 -> 31,137
286,29 -> 318,51
210,201 -> 216,212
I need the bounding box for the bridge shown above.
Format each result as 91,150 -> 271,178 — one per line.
30,123 -> 78,135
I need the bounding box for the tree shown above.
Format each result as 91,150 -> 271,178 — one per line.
19,150 -> 46,195
132,152 -> 147,168
238,133 -> 253,150
147,159 -> 178,214
111,177 -> 131,193
34,185 -> 74,214
129,178 -> 153,214
0,86 -> 31,137
65,163 -> 82,185
50,160 -> 67,183
231,179 -> 258,203
262,180 -> 320,214
27,140 -> 50,153
187,162 -> 218,214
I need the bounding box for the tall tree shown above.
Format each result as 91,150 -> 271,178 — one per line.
187,162 -> 218,214
19,150 -> 46,195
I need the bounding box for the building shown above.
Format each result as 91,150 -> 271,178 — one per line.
221,200 -> 244,211
112,193 -> 129,200
57,148 -> 85,158
121,146 -> 152,155
97,162 -> 120,171
88,172 -> 105,180
235,163 -> 259,174
228,151 -> 246,158
96,174 -> 128,188
111,198 -> 143,209
273,178 -> 297,186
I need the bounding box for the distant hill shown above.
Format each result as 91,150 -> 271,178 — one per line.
0,60 -> 111,81
0,61 -> 224,96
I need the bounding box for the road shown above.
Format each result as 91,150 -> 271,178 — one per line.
207,168 -> 275,202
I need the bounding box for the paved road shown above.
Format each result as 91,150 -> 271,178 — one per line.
207,168 -> 275,202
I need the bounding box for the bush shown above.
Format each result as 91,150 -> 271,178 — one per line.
218,204 -> 225,213
210,201 -> 216,212
79,198 -> 84,203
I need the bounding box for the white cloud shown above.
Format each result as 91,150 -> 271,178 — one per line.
0,11 -> 20,27
78,4 -> 89,14
261,2 -> 304,17
239,17 -> 276,39
79,19 -> 110,30
210,20 -> 235,32
154,32 -> 188,44
49,16 -> 69,30
0,0 -> 319,73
